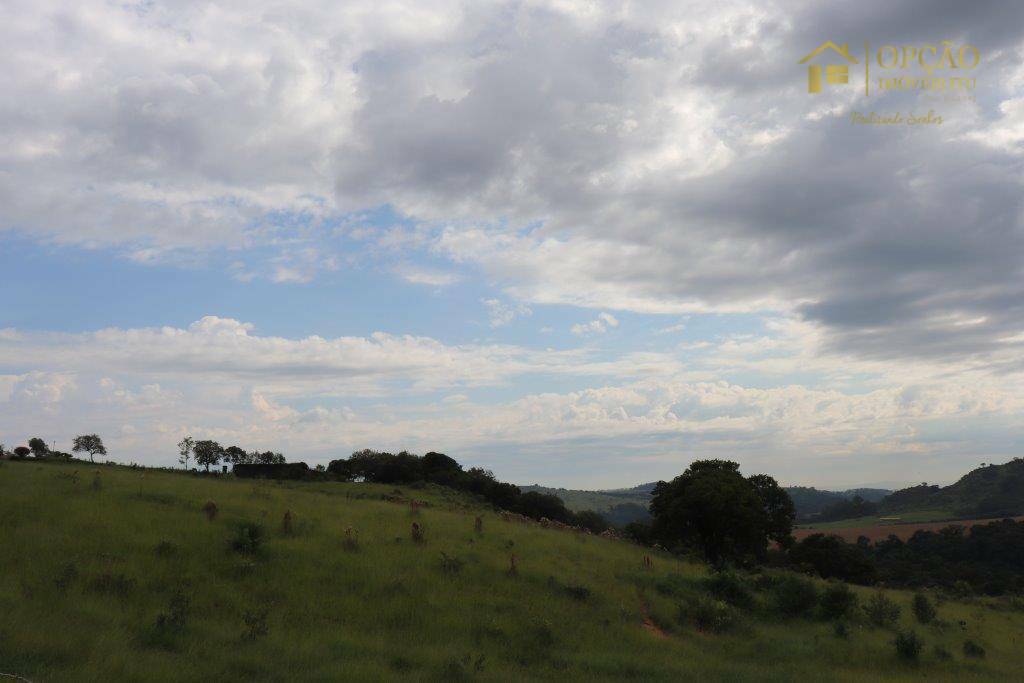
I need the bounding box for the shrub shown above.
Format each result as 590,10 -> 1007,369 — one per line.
156,593 -> 190,632
933,644 -> 952,661
773,575 -> 819,617
440,552 -> 464,575
411,522 -> 424,543
154,541 -> 178,558
679,596 -> 738,634
864,591 -> 901,628
963,640 -> 986,658
912,593 -> 936,624
833,621 -> 850,639
231,522 -> 266,556
242,607 -> 269,640
88,572 -> 135,598
894,630 -> 923,661
343,527 -> 359,551
705,570 -> 755,609
201,501 -> 219,521
819,581 -> 859,620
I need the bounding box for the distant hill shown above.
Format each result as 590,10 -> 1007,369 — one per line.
881,458 -> 1024,518
522,482 -> 891,525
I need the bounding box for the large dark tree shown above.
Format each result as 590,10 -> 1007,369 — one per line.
193,440 -> 224,472
28,437 -> 48,457
748,473 -> 797,549
649,460 -> 794,565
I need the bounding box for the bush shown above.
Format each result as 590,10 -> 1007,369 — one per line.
773,575 -> 818,617
833,621 -> 850,639
933,644 -> 952,661
819,581 -> 859,620
679,596 -> 738,633
704,570 -> 755,609
864,591 -> 901,628
963,640 -> 986,659
912,593 -> 936,624
231,522 -> 266,556
894,630 -> 923,661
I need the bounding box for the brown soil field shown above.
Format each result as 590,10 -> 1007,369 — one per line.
793,515 -> 1024,543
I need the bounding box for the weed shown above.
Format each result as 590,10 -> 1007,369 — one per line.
894,630 -> 923,661
474,516 -> 483,535
864,591 -> 901,628
963,640 -> 986,658
912,593 -> 936,624
242,607 -> 270,640
411,522 -> 424,543
833,621 -> 849,639
679,596 -> 738,634
705,570 -> 755,609
154,540 -> 178,558
282,510 -> 294,536
53,562 -> 79,592
819,582 -> 859,620
440,552 -> 464,574
772,575 -> 818,618
201,501 -> 219,521
231,522 -> 265,556
87,572 -> 135,599
343,527 -> 359,551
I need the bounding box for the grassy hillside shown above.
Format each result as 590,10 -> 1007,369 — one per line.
2,460 -> 1023,681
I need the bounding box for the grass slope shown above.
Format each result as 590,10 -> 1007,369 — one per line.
2,460 -> 1022,681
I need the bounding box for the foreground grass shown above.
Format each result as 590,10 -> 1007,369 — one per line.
1,460 -> 1022,681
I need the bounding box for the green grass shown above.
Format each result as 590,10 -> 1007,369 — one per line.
2,460 -> 1022,681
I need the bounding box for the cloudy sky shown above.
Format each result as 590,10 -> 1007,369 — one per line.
2,0 -> 1023,488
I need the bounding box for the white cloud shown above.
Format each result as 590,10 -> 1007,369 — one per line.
571,312 -> 619,335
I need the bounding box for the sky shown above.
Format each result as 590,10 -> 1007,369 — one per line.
2,0 -> 1023,489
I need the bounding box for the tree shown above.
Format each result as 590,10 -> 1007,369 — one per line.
72,434 -> 107,463
193,440 -> 224,472
177,436 -> 194,470
649,459 -> 792,565
28,437 -> 49,457
747,473 -> 796,549
224,445 -> 249,465
13,446 -> 31,458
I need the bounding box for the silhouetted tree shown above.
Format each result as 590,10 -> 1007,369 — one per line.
223,445 -> 248,465
28,437 -> 48,457
178,436 -> 194,470
13,446 -> 31,458
748,473 -> 796,549
72,434 -> 107,463
649,460 -> 792,565
193,440 -> 224,472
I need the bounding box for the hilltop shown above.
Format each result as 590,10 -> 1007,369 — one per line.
3,459 -> 1019,680
880,458 -> 1024,519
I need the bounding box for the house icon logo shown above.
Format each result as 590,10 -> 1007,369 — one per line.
799,41 -> 858,93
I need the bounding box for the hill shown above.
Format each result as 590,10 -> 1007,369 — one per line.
880,458 -> 1024,519
524,483 -> 891,525
3,459 -> 1022,681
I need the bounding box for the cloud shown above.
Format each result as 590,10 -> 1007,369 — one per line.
572,312 -> 619,336
482,298 -> 532,327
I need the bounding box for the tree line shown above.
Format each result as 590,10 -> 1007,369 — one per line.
1,435 -> 107,462
326,449 -> 610,532
176,436 -> 286,472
